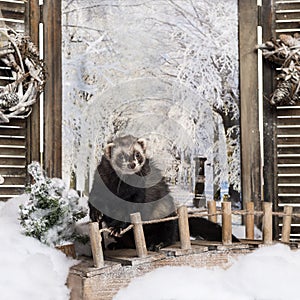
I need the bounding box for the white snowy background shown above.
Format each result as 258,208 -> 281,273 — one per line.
1,196 -> 300,300
62,0 -> 240,202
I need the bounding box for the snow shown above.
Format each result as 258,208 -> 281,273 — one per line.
0,196 -> 77,300
1,195 -> 300,300
114,244 -> 300,300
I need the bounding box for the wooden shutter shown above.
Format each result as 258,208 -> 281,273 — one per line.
0,1 -> 27,200
274,0 -> 300,240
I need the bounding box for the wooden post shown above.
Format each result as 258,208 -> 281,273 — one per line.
130,212 -> 148,258
178,205 -> 192,250
222,202 -> 232,245
246,202 -> 255,240
281,205 -> 293,244
89,222 -> 104,268
263,202 -> 273,245
208,200 -> 217,223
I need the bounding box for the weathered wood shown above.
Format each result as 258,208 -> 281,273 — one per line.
239,0 -> 261,209
281,205 -> 293,243
262,0 -> 278,240
221,202 -> 232,245
160,241 -> 208,257
25,0 -> 41,168
263,202 -> 273,245
56,243 -> 76,259
246,201 -> 255,240
42,0 -> 62,178
89,222 -> 104,268
130,212 -> 147,258
177,205 -> 192,250
68,252 -> 246,300
207,200 -> 217,223
105,249 -> 165,266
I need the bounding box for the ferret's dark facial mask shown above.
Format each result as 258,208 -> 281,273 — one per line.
104,137 -> 146,175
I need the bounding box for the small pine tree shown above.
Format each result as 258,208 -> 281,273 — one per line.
19,162 -> 87,247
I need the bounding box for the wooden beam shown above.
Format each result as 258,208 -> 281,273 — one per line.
239,0 -> 261,207
24,0 -> 41,173
42,0 -> 62,178
261,0 -> 278,238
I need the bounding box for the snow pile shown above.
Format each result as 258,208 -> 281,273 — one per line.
115,244 -> 300,300
0,196 -> 77,300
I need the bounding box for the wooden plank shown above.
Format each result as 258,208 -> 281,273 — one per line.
239,0 -> 261,208
277,127 -> 300,135
0,127 -> 26,136
42,0 -> 62,178
0,176 -> 26,185
262,0 -> 278,234
0,2 -> 25,13
104,249 -> 165,266
278,174 -> 300,184
0,147 -> 26,156
0,137 -> 26,146
0,8 -> 25,20
0,157 -> 26,165
24,0 -> 41,167
278,157 -> 300,164
0,167 -> 26,176
0,187 -> 25,195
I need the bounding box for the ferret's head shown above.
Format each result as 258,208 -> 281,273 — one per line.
104,135 -> 147,175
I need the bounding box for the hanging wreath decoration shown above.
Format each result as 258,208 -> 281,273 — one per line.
258,33 -> 300,106
0,28 -> 46,123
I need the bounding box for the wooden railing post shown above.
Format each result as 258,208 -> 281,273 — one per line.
222,202 -> 232,245
246,201 -> 255,240
178,205 -> 192,250
130,212 -> 148,258
281,205 -> 293,244
263,202 -> 273,245
208,200 -> 217,223
89,222 -> 104,268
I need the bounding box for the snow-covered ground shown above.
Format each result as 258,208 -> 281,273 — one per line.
115,244 -> 300,300
0,196 -> 77,300
1,196 -> 300,300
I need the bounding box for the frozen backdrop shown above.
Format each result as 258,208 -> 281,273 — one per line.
61,0 -> 240,205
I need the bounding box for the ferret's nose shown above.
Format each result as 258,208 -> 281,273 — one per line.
128,162 -> 136,169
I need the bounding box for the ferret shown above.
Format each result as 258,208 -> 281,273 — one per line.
88,135 -> 238,251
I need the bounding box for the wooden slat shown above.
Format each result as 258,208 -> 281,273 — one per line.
278,157 -> 300,164
0,9 -> 25,22
0,166 -> 26,176
0,146 -> 26,156
0,1 -> 25,13
0,157 -> 26,165
278,174 -> 300,183
0,176 -> 26,185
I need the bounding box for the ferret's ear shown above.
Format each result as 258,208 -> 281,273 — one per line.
104,143 -> 115,159
137,138 -> 146,153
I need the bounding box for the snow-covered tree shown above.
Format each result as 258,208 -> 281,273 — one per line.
19,162 -> 87,247
62,0 -> 240,204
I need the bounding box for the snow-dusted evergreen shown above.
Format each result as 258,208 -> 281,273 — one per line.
19,162 -> 87,247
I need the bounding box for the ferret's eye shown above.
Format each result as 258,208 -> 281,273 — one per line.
135,152 -> 141,159
117,153 -> 124,161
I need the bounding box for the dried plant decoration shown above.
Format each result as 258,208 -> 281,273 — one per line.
0,28 -> 46,123
258,33 -> 300,106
